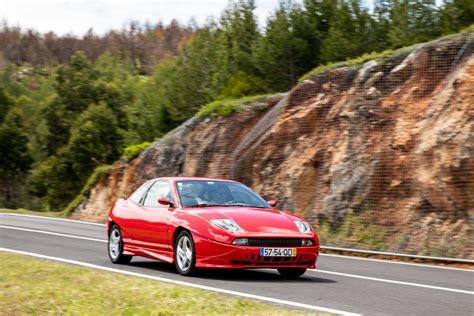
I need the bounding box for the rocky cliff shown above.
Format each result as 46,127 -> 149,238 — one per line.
73,32 -> 474,258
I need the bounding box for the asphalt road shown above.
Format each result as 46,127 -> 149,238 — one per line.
1,213 -> 473,315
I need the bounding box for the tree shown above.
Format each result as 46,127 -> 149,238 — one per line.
0,109 -> 32,208
388,0 -> 440,48
65,102 -> 122,175
0,86 -> 15,123
253,1 -> 309,91
439,0 -> 474,34
33,102 -> 122,209
212,0 -> 261,94
320,1 -> 378,63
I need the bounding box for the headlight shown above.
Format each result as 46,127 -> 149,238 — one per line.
232,238 -> 249,246
301,239 -> 314,246
211,219 -> 244,233
294,220 -> 312,234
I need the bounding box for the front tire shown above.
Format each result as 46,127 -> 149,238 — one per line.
108,225 -> 132,264
277,268 -> 307,278
174,231 -> 197,276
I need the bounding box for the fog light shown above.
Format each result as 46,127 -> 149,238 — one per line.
232,238 -> 249,246
302,239 -> 314,246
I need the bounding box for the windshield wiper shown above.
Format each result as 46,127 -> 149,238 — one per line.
186,203 -> 222,208
223,203 -> 267,208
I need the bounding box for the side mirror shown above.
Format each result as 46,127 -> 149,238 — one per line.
158,197 -> 172,206
267,200 -> 277,207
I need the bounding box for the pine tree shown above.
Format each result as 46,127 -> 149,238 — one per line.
253,1 -> 309,91
439,0 -> 474,34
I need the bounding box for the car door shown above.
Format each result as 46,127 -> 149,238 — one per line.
134,180 -> 174,253
120,181 -> 153,245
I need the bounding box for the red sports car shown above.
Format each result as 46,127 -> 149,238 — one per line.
107,177 -> 319,277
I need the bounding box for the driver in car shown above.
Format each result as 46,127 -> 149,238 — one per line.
208,187 -> 229,205
179,183 -> 205,206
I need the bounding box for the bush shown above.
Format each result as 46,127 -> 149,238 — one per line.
196,94 -> 274,118
63,165 -> 112,215
123,141 -> 152,159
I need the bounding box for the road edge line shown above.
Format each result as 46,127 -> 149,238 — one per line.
1,213 -> 106,226
0,226 -> 107,243
310,269 -> 474,295
319,254 -> 474,272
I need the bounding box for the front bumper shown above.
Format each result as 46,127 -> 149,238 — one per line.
193,234 -> 319,269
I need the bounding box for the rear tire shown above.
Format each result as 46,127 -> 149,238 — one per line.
108,225 -> 132,264
174,231 -> 197,276
277,268 -> 306,278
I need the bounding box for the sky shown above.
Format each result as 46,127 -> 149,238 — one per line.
0,0 -> 296,35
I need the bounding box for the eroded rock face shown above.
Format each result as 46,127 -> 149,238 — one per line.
74,33 -> 474,258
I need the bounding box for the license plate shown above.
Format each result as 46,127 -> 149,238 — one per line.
260,248 -> 297,257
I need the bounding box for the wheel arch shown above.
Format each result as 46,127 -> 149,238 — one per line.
108,220 -> 118,235
172,226 -> 191,248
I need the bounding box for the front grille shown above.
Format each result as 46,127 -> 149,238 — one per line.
230,253 -> 315,266
247,238 -> 303,247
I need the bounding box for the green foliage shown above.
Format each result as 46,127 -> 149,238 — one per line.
0,122 -> 32,208
197,100 -> 246,118
197,94 -> 273,118
0,87 -> 15,123
253,2 -> 310,91
317,212 -> 388,251
123,141 -> 152,160
460,23 -> 474,33
63,165 -> 112,215
299,47 -> 409,81
219,71 -> 267,98
32,102 -> 123,209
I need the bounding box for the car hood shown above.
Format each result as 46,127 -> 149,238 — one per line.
190,206 -> 305,237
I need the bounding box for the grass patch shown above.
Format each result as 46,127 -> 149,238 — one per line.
299,48 -> 410,81
197,94 -> 274,118
0,208 -> 64,217
123,141 -> 152,159
0,253 -> 316,315
63,165 -> 112,216
460,23 -> 474,33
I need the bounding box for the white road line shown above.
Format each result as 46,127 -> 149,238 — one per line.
309,269 -> 474,295
0,247 -> 359,316
0,226 -> 106,243
319,254 -> 474,272
0,213 -> 106,226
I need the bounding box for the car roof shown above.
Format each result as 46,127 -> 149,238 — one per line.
153,176 -> 240,183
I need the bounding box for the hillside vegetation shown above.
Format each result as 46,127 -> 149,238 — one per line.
0,0 -> 473,211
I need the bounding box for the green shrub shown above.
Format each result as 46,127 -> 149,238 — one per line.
299,49 -> 406,81
317,211 -> 388,251
63,165 -> 112,215
123,141 -> 152,160
196,94 -> 274,118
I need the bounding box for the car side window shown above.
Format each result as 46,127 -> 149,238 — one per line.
129,182 -> 152,204
143,181 -> 172,207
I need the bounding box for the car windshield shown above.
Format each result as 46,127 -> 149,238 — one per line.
176,180 -> 271,209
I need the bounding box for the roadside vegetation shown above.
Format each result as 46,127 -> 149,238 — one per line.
0,253 -> 315,315
0,208 -> 63,217
0,1 -> 472,213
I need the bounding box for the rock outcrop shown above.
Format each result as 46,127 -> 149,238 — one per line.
73,33 -> 474,258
